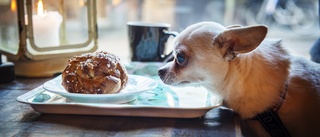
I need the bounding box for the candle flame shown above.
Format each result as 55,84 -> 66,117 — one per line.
37,0 -> 44,16
11,0 -> 17,12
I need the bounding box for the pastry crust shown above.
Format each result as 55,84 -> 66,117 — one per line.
61,51 -> 128,94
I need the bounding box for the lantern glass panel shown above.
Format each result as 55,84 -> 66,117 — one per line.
0,0 -> 19,55
27,0 -> 90,49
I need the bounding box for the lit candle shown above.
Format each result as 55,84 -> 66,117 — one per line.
11,0 -> 17,12
30,0 -> 62,47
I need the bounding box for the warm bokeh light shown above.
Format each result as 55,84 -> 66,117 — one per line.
10,0 -> 17,12
79,0 -> 85,7
112,0 -> 121,6
37,0 -> 44,16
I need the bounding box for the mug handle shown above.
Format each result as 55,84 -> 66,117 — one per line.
161,30 -> 179,62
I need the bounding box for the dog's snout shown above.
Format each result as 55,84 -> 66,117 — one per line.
158,68 -> 166,77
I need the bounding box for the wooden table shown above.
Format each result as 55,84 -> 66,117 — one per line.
0,76 -> 242,136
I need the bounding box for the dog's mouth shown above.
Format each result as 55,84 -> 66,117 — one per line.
177,81 -> 190,85
160,73 -> 190,86
170,81 -> 191,86
158,69 -> 192,86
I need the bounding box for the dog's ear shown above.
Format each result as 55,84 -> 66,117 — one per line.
216,25 -> 268,60
226,24 -> 242,29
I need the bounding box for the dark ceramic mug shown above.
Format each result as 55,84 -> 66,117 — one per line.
127,22 -> 178,62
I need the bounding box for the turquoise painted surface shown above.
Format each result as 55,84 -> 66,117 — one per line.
32,93 -> 51,102
126,62 -> 179,107
128,82 -> 179,107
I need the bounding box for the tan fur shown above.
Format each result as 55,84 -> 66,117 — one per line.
158,22 -> 320,137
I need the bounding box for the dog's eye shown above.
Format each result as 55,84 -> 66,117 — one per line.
176,53 -> 185,64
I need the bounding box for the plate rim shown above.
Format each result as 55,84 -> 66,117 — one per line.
42,74 -> 158,98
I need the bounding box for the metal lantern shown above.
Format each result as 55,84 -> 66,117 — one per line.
0,0 -> 98,77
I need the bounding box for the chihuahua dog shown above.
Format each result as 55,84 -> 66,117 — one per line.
158,22 -> 320,137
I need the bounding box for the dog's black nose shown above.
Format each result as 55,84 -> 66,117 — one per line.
158,68 -> 166,77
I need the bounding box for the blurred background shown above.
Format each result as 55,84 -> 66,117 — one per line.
0,0 -> 319,63
95,0 -> 319,62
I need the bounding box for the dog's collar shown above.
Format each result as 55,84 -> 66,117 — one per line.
254,83 -> 291,137
271,83 -> 288,112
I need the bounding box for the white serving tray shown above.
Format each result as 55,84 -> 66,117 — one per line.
17,80 -> 222,118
